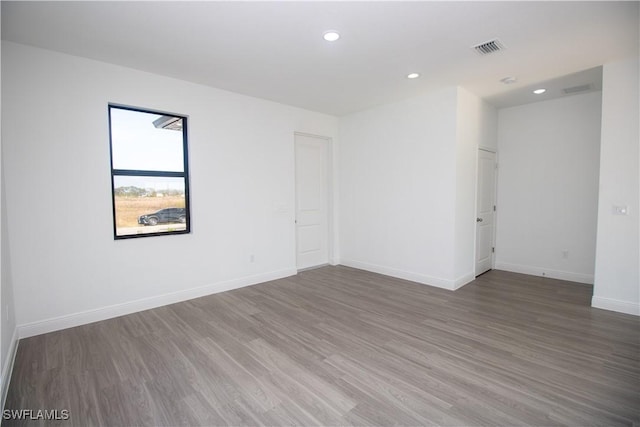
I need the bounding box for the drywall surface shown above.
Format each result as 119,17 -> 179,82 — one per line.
1,165 -> 17,407
1,34 -> 19,407
338,86 -> 497,289
339,87 -> 459,288
495,91 -> 602,284
593,58 -> 639,315
2,42 -> 338,333
454,88 -> 497,285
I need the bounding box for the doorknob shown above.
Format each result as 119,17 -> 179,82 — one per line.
476,218 -> 483,222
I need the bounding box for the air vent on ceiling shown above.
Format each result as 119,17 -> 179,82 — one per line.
472,38 -> 506,56
562,84 -> 592,95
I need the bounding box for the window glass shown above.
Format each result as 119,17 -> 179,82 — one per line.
109,105 -> 190,239
110,108 -> 184,172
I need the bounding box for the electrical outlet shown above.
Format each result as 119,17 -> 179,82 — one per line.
249,254 -> 255,263
562,250 -> 569,259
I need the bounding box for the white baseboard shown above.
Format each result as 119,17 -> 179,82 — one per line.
1,327 -> 19,410
453,271 -> 475,290
17,268 -> 297,339
592,296 -> 640,316
340,259 -> 457,290
494,262 -> 594,284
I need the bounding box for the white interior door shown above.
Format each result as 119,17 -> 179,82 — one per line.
295,134 -> 329,270
476,149 -> 497,276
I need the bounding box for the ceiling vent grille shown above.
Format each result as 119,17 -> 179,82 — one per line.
472,38 -> 506,56
563,84 -> 592,94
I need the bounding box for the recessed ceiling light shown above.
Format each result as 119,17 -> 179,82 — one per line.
323,31 -> 340,42
407,73 -> 420,79
500,76 -> 517,85
533,88 -> 546,94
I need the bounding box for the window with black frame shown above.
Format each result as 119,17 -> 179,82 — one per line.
108,105 -> 190,239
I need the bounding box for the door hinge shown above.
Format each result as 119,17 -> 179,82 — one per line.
493,205 -> 496,212
492,247 -> 495,253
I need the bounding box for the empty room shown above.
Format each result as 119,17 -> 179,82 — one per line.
1,1 -> 638,426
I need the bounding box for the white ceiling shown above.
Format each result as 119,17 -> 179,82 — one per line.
2,1 -> 638,116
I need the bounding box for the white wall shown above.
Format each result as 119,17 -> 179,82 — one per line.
1,29 -> 19,408
338,86 -> 496,289
495,92 -> 602,284
592,58 -> 639,315
1,42 -> 338,336
454,88 -> 497,285
339,87 -> 458,288
1,166 -> 17,408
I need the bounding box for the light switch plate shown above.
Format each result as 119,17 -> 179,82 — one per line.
612,205 -> 629,215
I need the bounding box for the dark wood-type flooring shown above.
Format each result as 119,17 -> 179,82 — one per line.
4,267 -> 640,426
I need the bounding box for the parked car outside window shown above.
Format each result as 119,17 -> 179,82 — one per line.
138,208 -> 186,226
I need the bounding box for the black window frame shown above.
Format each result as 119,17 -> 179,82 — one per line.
108,104 -> 191,240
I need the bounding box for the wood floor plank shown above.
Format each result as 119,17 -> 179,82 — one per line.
3,267 -> 639,426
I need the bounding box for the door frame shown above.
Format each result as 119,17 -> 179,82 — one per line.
474,147 -> 498,276
294,132 -> 336,271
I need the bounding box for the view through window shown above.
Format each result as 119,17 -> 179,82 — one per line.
108,105 -> 190,238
